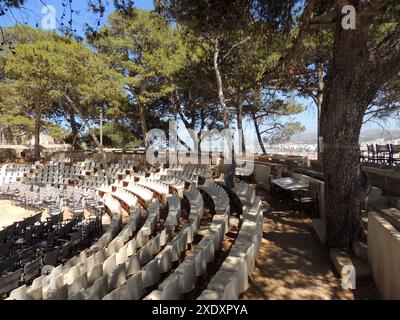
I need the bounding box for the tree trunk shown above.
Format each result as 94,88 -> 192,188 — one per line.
320,2 -> 400,248
65,96 -> 111,182
69,110 -> 79,151
236,98 -> 246,155
34,99 -> 41,161
213,38 -> 235,188
316,62 -> 324,161
138,100 -> 148,150
252,111 -> 266,155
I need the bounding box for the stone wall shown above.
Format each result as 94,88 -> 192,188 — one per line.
368,212 -> 400,299
0,148 -> 17,162
362,165 -> 400,197
47,150 -> 147,166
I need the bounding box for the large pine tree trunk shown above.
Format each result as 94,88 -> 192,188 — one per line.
213,38 -> 235,188
34,99 -> 41,161
319,1 -> 400,248
320,10 -> 369,248
320,97 -> 365,247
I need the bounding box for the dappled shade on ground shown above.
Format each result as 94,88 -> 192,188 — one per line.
241,189 -> 379,300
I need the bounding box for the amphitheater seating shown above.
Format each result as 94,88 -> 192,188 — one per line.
124,183 -> 154,206
1,161 -> 265,300
165,194 -> 181,232
0,164 -> 35,186
198,181 -> 263,300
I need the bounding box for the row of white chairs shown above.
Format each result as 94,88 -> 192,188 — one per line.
233,180 -> 256,205
198,182 -> 263,300
165,194 -> 181,232
136,177 -> 170,196
145,185 -> 228,300
167,165 -> 213,178
111,188 -> 138,211
103,195 -> 122,217
184,185 -> 204,235
124,183 -> 154,204
200,181 -> 230,215
159,175 -> 185,196
86,201 -> 173,299
7,213 -> 124,300
0,164 -> 33,173
160,169 -> 199,185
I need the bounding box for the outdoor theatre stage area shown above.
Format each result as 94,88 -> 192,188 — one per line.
0,200 -> 35,230
0,157 -> 398,300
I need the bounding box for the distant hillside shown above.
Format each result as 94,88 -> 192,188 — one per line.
289,129 -> 400,144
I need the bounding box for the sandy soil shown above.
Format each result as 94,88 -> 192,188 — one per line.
0,200 -> 35,229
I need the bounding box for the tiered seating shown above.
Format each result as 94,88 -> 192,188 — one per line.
233,181 -> 256,205
143,186 -> 211,300
136,178 -> 169,202
5,212 -> 124,300
169,165 -> 213,179
111,188 -> 138,212
0,205 -> 103,298
159,175 -> 185,196
124,183 -> 154,206
109,161 -> 136,177
0,164 -> 33,186
54,202 -> 160,300
198,182 -> 263,300
1,162 -> 265,300
200,181 -> 230,215
164,194 -> 181,232
78,172 -> 108,190
103,195 -> 122,217
164,169 -> 199,185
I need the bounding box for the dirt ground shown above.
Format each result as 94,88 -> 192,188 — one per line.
240,189 -> 380,300
0,199 -> 35,229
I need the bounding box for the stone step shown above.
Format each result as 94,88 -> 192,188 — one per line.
389,197 -> 400,210
364,186 -> 384,210
330,249 -> 371,281
352,240 -> 368,261
361,210 -> 368,220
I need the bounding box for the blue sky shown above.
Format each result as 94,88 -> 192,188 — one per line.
1,0 -> 397,136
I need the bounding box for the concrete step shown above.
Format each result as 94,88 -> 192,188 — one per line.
330,249 -> 371,280
361,210 -> 368,220
352,240 -> 368,261
364,186 -> 384,210
389,197 -> 400,210
362,227 -> 368,241
362,216 -> 368,230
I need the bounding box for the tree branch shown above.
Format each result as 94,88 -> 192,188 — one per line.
358,0 -> 392,23
369,23 -> 400,87
220,38 -> 250,63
